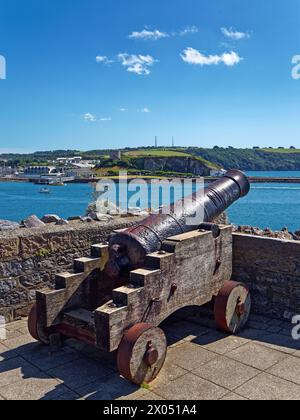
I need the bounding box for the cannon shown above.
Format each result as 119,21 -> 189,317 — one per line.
28,170 -> 251,386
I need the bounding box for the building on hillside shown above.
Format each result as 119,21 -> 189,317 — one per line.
210,169 -> 227,177
0,165 -> 17,176
67,166 -> 95,179
56,157 -> 82,165
109,150 -> 122,160
24,166 -> 56,176
21,166 -> 75,182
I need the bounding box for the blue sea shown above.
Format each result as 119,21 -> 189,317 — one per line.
1,171 -> 300,231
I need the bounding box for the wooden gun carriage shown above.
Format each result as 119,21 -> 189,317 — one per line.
28,170 -> 251,385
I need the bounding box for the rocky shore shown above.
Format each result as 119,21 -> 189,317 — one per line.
233,225 -> 300,241
1,207 -> 298,242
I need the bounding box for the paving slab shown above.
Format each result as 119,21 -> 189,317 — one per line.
0,357 -> 42,388
226,342 -> 288,370
77,373 -> 145,400
0,375 -> 68,401
249,315 -> 271,325
267,326 -> 282,334
166,342 -> 217,371
0,329 -> 23,343
164,320 -> 211,343
254,333 -> 300,354
5,320 -> 28,332
238,328 -> 267,341
154,372 -> 228,400
267,356 -> 300,385
135,392 -> 166,400
194,333 -> 249,355
1,333 -> 38,354
235,373 -> 300,400
0,343 -> 17,362
220,393 -> 248,400
21,344 -> 82,371
150,360 -> 188,389
0,317 -> 299,400
47,357 -> 113,390
194,356 -> 259,390
247,321 -> 268,331
51,390 -> 80,401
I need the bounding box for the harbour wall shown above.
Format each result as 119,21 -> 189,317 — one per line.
232,233 -> 300,320
0,222 -> 300,322
0,217 -> 143,321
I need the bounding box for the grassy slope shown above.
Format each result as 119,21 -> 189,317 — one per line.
123,149 -> 220,169
261,148 -> 300,153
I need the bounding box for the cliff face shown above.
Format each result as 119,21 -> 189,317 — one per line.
134,157 -> 212,176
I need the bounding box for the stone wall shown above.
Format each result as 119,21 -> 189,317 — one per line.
0,217 -> 142,321
2,220 -> 299,323
232,233 -> 300,320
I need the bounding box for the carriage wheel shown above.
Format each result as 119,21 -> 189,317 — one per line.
117,323 -> 167,385
214,281 -> 251,334
28,304 -> 50,345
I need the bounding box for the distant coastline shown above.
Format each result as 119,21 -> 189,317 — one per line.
3,175 -> 300,184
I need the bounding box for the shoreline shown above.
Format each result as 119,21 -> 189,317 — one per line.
2,176 -> 300,184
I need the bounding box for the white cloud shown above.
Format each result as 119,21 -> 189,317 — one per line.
96,55 -> 113,65
82,113 -> 111,122
141,108 -> 151,113
99,117 -> 112,122
180,48 -> 242,67
179,26 -> 199,36
221,51 -> 243,66
129,29 -> 169,41
119,108 -> 128,112
221,27 -> 250,41
83,113 -> 97,122
118,53 -> 157,75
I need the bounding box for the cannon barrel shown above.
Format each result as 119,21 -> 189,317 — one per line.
106,169 -> 250,277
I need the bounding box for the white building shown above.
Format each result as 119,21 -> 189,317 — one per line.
210,169 -> 227,177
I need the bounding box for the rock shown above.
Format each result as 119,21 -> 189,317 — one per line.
80,216 -> 93,223
41,214 -> 61,224
95,213 -> 114,222
235,225 -> 294,241
22,215 -> 45,229
95,200 -> 120,216
290,232 -> 300,241
0,220 -> 20,231
68,216 -> 82,221
127,207 -> 148,216
86,211 -> 98,221
55,219 -> 69,226
214,212 -> 229,225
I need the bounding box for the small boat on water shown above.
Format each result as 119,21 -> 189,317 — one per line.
39,187 -> 51,194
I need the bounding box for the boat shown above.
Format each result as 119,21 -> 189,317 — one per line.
39,187 -> 51,194
49,181 -> 66,187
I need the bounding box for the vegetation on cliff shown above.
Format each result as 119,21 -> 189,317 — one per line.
2,147 -> 300,173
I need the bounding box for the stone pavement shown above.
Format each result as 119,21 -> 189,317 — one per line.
0,312 -> 300,400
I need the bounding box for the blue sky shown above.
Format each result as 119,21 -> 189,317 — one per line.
0,0 -> 299,152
